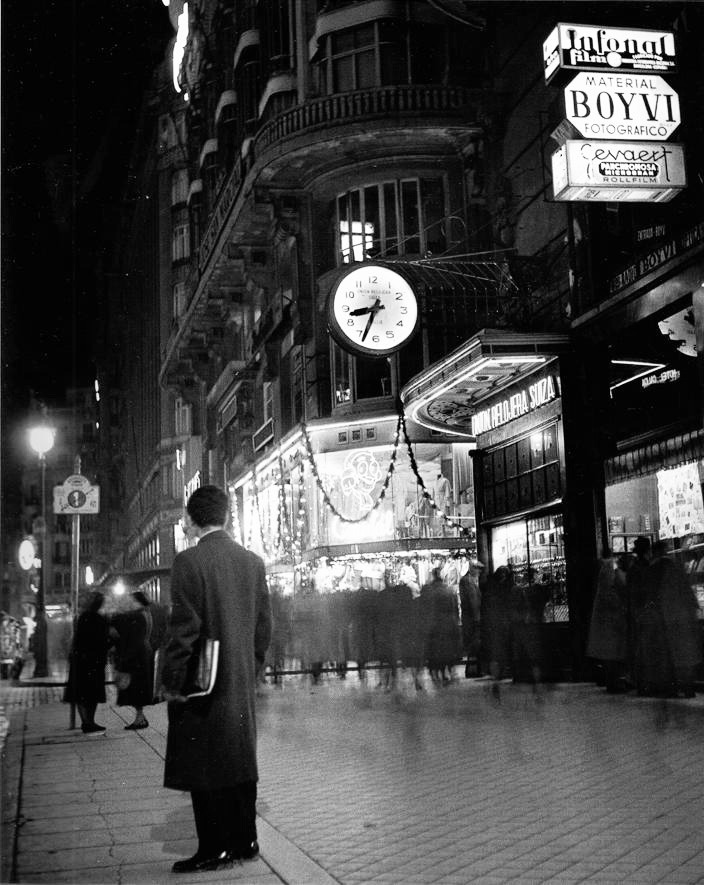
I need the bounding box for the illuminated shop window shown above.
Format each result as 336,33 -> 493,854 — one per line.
491,515 -> 567,623
337,177 -> 446,264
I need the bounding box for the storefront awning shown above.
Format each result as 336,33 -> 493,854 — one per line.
401,328 -> 571,437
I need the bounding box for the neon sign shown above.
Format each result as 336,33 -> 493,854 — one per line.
472,376 -> 558,436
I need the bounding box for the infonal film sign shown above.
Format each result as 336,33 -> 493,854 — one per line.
544,23 -> 676,84
551,140 -> 686,203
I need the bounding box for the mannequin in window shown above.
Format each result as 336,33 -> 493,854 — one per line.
434,472 -> 452,536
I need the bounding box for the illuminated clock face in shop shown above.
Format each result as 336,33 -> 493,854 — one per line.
328,265 -> 419,358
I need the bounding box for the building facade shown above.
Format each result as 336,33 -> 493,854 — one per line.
101,0 -> 703,678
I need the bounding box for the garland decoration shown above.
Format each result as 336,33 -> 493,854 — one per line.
300,415 -> 402,523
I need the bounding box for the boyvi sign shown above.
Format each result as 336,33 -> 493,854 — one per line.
564,73 -> 680,140
544,23 -> 676,84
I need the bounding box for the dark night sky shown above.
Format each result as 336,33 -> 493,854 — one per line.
1,0 -> 172,539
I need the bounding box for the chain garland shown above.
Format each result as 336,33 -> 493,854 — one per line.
300,415 -> 402,524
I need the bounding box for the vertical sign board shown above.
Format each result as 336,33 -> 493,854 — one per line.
544,23 -> 677,84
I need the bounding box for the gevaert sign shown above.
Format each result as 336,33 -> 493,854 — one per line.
544,23 -> 677,84
552,140 -> 686,203
53,474 -> 100,515
564,72 -> 680,140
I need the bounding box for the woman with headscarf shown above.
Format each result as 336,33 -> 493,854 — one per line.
111,591 -> 155,729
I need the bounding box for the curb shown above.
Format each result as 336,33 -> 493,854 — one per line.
1,709 -> 26,884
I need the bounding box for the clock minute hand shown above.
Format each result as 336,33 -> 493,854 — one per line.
361,299 -> 382,341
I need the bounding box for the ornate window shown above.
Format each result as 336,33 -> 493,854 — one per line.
337,177 -> 447,263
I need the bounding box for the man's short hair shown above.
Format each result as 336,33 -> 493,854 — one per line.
186,485 -> 229,529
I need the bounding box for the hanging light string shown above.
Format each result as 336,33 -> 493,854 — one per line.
300,415 -> 403,524
251,466 -> 277,559
398,409 -> 471,537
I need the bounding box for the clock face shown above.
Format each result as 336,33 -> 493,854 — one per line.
328,265 -> 419,357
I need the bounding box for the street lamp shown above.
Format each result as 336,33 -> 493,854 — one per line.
28,423 -> 56,678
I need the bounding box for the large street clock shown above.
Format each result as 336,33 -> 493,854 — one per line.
327,264 -> 419,358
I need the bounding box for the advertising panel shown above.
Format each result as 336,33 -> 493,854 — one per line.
563,72 -> 680,140
544,23 -> 676,84
551,140 -> 686,202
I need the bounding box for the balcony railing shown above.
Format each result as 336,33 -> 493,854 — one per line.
197,85 -> 482,276
253,85 -> 482,154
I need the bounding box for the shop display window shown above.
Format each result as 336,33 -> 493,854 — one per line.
606,459 -> 704,618
491,513 -> 567,622
240,441 -> 477,558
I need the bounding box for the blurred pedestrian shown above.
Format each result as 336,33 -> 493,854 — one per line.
161,485 -> 272,874
64,591 -> 111,734
627,536 -> 652,690
111,591 -> 155,730
648,542 -> 701,698
511,567 -> 549,688
421,568 -> 461,685
459,559 -> 483,678
484,565 -> 514,698
586,549 -> 629,693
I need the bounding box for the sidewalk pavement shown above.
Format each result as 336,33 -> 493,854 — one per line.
3,672 -> 704,884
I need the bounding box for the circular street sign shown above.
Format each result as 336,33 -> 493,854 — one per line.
67,490 -> 87,509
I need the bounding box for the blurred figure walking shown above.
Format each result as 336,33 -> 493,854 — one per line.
422,568 -> 461,686
484,566 -> 514,698
64,591 -> 111,734
647,542 -> 701,698
459,559 -> 483,677
111,591 -> 155,730
587,550 -> 629,693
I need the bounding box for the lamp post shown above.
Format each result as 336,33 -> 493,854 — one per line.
28,423 -> 56,678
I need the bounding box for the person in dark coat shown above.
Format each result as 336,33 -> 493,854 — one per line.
111,591 -> 155,730
484,566 -> 515,698
64,591 -> 111,734
161,485 -> 272,874
646,543 -> 702,698
627,536 -> 652,690
459,560 -> 483,678
421,568 -> 461,685
587,550 -> 629,693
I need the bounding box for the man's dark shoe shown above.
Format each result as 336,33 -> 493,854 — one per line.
236,841 -> 259,861
172,850 -> 232,873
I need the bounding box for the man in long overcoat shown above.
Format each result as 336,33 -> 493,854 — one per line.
161,485 -> 272,874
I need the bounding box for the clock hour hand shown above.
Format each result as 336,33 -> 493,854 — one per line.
349,306 -> 373,316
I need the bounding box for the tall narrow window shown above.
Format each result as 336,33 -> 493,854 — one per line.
172,222 -> 190,262
173,282 -> 187,319
175,397 -> 192,435
171,169 -> 189,205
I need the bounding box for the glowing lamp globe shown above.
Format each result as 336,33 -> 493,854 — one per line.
28,426 -> 56,457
